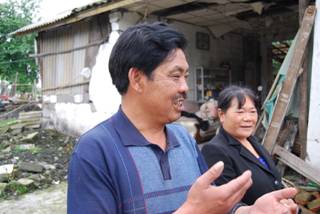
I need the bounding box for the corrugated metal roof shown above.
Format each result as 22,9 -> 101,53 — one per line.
10,0 -> 109,36
11,0 -> 298,37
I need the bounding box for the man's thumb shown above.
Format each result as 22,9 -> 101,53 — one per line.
197,161 -> 224,187
269,188 -> 298,201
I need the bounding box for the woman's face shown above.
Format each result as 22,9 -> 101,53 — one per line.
218,96 -> 258,142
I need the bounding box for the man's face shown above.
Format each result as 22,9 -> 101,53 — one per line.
141,49 -> 189,124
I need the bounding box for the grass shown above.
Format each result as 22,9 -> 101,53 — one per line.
0,181 -> 31,199
13,145 -> 41,154
0,119 -> 18,128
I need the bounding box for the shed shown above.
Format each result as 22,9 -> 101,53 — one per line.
11,0 -> 302,136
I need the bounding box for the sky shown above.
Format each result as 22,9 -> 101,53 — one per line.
38,0 -> 97,20
0,0 -> 97,20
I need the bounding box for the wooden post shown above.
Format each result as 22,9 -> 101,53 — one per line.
262,7 -> 316,153
296,0 -> 310,160
300,0 -> 310,22
260,34 -> 272,102
10,72 -> 18,97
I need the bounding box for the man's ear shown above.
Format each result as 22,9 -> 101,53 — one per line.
128,67 -> 144,93
217,108 -> 224,123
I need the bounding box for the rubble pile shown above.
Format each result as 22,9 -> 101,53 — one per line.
295,190 -> 320,213
284,171 -> 320,214
0,112 -> 76,200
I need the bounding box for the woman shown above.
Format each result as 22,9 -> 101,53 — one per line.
201,85 -> 284,205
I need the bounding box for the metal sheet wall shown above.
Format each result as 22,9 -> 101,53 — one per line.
38,14 -> 109,101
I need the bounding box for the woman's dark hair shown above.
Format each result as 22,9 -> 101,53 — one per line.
109,22 -> 187,95
218,85 -> 257,112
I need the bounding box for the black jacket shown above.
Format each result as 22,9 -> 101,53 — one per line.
201,128 -> 283,205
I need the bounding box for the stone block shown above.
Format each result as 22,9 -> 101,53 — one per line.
18,162 -> 44,173
17,178 -> 34,186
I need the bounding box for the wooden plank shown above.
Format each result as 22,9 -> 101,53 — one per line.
274,145 -> 320,186
262,6 -> 316,153
261,69 -> 280,109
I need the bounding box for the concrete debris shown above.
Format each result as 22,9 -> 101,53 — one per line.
2,147 -> 11,154
0,105 -> 77,200
39,162 -> 56,171
250,2 -> 264,15
10,123 -> 25,130
21,132 -> 39,141
0,183 -> 7,194
18,111 -> 41,129
28,174 -> 45,182
17,178 -> 34,186
0,164 -> 14,182
18,162 -> 44,173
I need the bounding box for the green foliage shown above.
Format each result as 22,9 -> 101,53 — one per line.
0,118 -> 18,128
13,145 -> 41,154
1,181 -> 31,198
0,0 -> 40,84
272,59 -> 281,72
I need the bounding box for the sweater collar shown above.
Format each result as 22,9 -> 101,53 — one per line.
111,107 -> 180,149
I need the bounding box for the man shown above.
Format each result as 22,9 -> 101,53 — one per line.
68,22 -> 297,214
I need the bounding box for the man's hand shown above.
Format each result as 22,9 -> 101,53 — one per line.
175,161 -> 252,214
236,188 -> 298,214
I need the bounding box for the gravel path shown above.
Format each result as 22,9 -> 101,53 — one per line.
0,182 -> 66,214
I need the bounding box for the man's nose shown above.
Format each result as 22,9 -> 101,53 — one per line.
179,78 -> 189,92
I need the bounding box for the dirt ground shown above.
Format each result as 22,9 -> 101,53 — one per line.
0,127 -> 76,200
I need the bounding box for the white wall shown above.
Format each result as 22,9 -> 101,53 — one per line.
307,0 -> 320,169
171,21 -> 243,100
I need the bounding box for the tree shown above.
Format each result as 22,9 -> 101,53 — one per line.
0,0 -> 40,89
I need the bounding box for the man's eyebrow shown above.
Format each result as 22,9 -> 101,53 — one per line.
169,66 -> 189,74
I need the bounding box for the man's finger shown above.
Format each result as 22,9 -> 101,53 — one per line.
196,161 -> 224,187
225,172 -> 252,203
280,198 -> 298,214
268,188 -> 298,201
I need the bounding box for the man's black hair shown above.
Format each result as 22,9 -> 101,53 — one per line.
109,22 -> 187,94
218,85 -> 257,112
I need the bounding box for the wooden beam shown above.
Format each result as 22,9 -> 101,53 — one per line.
42,81 -> 89,92
30,38 -> 107,58
274,145 -> 320,185
262,6 -> 316,153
